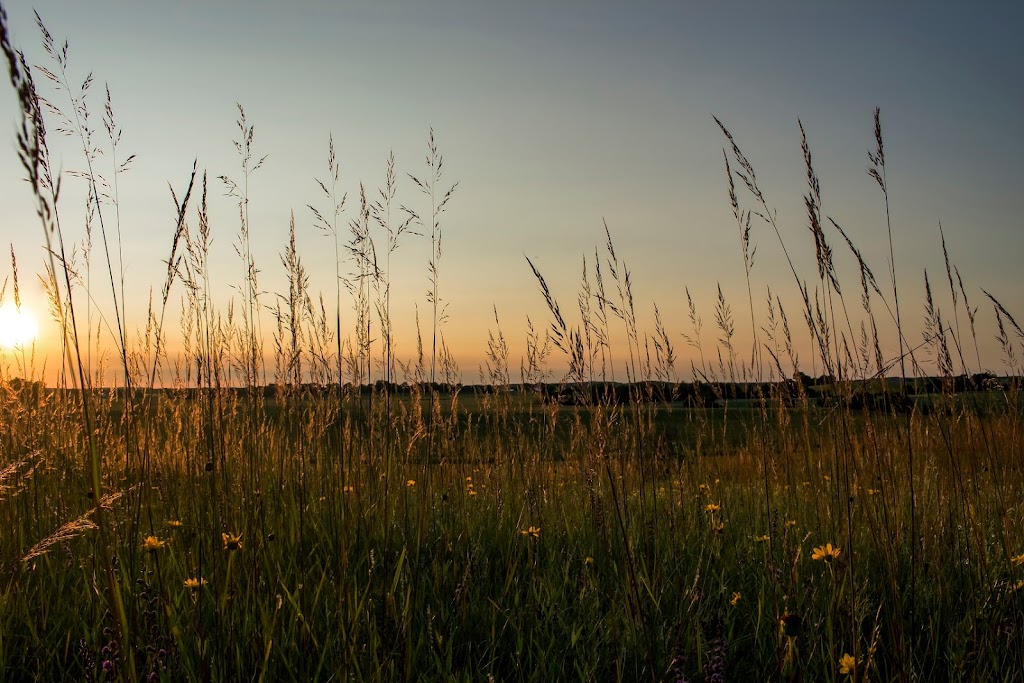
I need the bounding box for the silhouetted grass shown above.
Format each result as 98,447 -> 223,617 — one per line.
2,6 -> 1023,681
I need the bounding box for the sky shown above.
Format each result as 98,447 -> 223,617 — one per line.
1,1 -> 1022,385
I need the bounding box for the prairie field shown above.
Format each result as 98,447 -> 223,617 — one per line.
2,5 -> 1024,682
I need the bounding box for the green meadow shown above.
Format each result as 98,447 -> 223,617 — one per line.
2,6 -> 1024,682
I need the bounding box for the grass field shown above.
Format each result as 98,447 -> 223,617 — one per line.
3,6 -> 1024,681
2,383 -> 1023,680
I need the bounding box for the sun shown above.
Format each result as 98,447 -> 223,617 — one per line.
0,303 -> 39,349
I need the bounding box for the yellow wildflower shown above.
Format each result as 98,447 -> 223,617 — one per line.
222,532 -> 243,551
785,520 -> 797,528
584,556 -> 594,565
811,543 -> 841,562
184,577 -> 208,590
406,479 -> 416,487
754,534 -> 771,542
167,520 -> 183,528
343,485 -> 354,493
1011,552 -> 1024,567
705,503 -> 721,512
143,536 -> 166,552
838,653 -> 857,675
519,526 -> 541,538
730,591 -> 741,606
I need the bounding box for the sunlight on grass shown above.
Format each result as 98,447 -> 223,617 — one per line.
1,7 -> 1023,681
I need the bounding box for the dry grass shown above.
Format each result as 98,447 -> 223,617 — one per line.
2,5 -> 1024,681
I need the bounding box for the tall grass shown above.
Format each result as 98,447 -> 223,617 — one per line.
3,7 -> 1024,681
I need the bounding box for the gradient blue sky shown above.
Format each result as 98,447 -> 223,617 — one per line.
2,1 -> 1022,382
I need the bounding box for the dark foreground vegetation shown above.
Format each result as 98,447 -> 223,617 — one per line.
2,5 -> 1024,681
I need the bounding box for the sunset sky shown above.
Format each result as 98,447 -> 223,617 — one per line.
2,1 -> 1022,384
